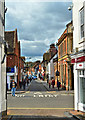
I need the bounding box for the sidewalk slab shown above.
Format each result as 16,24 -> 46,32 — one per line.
2,115 -> 12,120
39,79 -> 74,94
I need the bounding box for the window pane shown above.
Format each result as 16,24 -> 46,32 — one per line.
81,25 -> 84,38
80,8 -> 84,38
79,77 -> 85,104
80,8 -> 84,25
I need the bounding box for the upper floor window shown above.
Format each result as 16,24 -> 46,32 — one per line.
80,8 -> 84,38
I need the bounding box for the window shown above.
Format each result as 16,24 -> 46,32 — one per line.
79,70 -> 85,104
64,40 -> 66,55
80,8 -> 84,38
60,43 -> 63,57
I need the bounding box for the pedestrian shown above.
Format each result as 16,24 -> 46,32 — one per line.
49,79 -> 51,88
52,77 -> 55,88
19,80 -> 22,89
47,74 -> 49,83
27,78 -> 29,86
10,80 -> 17,96
23,79 -> 26,90
57,80 -> 61,90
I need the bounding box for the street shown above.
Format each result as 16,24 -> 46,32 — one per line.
5,79 -> 77,120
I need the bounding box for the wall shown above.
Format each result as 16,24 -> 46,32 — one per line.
0,0 -> 7,118
72,0 -> 85,111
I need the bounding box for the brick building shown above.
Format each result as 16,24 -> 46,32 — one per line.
57,21 -> 73,91
5,29 -> 24,89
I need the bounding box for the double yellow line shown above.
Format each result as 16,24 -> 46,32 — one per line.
8,107 -> 74,110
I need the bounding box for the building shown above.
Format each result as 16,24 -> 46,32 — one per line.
0,0 -> 7,118
43,43 -> 57,82
53,57 -> 58,86
5,29 -> 23,89
71,0 -> 85,112
57,21 -> 73,90
20,56 -> 25,82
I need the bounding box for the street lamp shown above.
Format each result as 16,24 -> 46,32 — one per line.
68,4 -> 73,22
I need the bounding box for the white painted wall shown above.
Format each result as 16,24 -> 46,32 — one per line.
73,0 -> 85,111
48,58 -> 55,80
73,0 -> 84,50
0,0 -> 6,118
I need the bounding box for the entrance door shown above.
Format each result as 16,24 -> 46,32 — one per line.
79,70 -> 85,112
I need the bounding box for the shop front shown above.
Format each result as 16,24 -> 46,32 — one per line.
7,66 -> 18,90
71,54 -> 85,112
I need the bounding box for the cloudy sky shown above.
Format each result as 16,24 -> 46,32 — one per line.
5,0 -> 72,62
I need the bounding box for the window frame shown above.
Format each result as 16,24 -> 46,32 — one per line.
80,7 -> 84,39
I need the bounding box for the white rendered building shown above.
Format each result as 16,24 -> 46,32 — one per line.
71,0 -> 85,112
0,0 -> 7,118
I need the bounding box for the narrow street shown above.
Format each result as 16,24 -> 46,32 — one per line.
5,79 -> 77,120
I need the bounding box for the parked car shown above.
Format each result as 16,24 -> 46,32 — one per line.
32,75 -> 37,80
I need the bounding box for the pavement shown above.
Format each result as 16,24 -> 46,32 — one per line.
40,80 -> 85,120
5,79 -> 85,120
69,110 -> 85,120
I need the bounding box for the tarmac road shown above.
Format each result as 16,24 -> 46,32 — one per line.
6,79 -> 76,120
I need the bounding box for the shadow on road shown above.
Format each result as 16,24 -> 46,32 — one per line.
2,115 -> 77,120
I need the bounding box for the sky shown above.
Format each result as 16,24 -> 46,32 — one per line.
5,0 -> 72,62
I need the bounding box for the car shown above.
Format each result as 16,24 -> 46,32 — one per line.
32,75 -> 37,80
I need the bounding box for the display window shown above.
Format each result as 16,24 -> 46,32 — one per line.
79,70 -> 85,104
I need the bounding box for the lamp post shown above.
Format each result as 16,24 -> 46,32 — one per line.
68,4 -> 73,22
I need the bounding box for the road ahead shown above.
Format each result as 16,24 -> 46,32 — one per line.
7,79 -> 75,119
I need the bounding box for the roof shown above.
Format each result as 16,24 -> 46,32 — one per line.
5,29 -> 17,54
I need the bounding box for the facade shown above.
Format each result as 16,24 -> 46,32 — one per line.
20,57 -> 25,81
0,0 -> 7,118
43,44 -> 57,82
71,0 -> 85,112
53,57 -> 58,86
57,21 -> 73,90
5,29 -> 22,89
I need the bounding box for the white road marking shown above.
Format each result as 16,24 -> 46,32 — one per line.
39,95 -> 44,97
49,95 -> 53,97
44,95 -> 48,97
54,95 -> 58,97
34,95 -> 36,97
34,92 -> 42,94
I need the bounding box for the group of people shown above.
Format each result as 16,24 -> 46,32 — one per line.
39,72 -> 45,80
48,77 -> 61,90
10,76 -> 32,97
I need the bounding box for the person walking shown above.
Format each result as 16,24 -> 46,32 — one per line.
27,78 -> 29,86
23,79 -> 26,90
57,80 -> 61,90
10,80 -> 17,96
49,79 -> 51,88
19,80 -> 22,89
52,77 -> 55,88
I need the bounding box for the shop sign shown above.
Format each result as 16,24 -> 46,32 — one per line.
71,56 -> 85,64
76,62 -> 85,69
76,56 -> 85,63
71,59 -> 75,64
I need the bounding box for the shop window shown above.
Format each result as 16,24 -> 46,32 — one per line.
79,77 -> 85,104
79,70 -> 85,104
83,70 -> 84,75
80,70 -> 81,75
